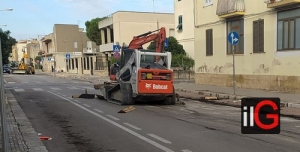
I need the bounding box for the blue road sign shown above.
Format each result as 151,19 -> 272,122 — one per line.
113,52 -> 121,59
41,58 -> 44,61
113,45 -> 120,52
66,54 -> 70,59
228,31 -> 239,45
48,57 -> 51,61
164,38 -> 169,48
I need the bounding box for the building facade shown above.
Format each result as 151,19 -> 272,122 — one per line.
40,24 -> 99,74
11,40 -> 28,62
98,11 -> 175,53
174,0 -> 195,58
194,0 -> 300,92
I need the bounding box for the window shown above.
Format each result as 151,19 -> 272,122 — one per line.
206,29 -> 213,56
205,0 -> 213,6
177,15 -> 182,30
227,18 -> 244,54
253,19 -> 264,53
277,8 -> 300,51
74,41 -> 78,48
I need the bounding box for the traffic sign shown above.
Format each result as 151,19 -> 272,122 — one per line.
48,57 -> 51,61
164,38 -> 169,48
113,45 -> 120,52
41,58 -> 44,61
228,31 -> 239,45
66,54 -> 70,59
113,52 -> 121,59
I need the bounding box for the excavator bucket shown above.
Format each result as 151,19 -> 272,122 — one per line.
11,69 -> 27,74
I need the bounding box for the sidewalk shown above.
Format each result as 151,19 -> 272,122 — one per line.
0,89 -> 48,152
45,72 -> 300,108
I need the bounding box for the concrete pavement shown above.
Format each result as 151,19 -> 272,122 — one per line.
4,73 -> 300,152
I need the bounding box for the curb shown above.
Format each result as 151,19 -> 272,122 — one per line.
5,90 -> 48,152
175,88 -> 300,109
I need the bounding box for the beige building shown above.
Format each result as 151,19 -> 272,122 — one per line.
10,40 -> 28,62
174,0 -> 195,58
194,0 -> 300,92
26,39 -> 40,61
40,24 -> 100,74
98,11 -> 175,53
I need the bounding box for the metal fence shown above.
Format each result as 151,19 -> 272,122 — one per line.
173,70 -> 194,81
94,62 -> 107,70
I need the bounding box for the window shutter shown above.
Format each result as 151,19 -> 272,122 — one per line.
253,21 -> 259,52
259,20 -> 264,52
206,30 -> 209,55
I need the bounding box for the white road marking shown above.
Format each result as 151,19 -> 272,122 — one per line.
107,115 -> 120,121
22,82 -> 29,83
32,88 -> 44,91
67,97 -> 73,99
47,91 -> 174,152
74,100 -> 81,103
35,81 -> 41,83
147,134 -> 172,144
8,82 -> 15,84
295,126 -> 300,128
94,109 -> 103,113
124,123 -> 141,130
14,89 -> 25,92
66,87 -> 79,90
83,104 -> 91,108
50,87 -> 62,90
181,149 -> 192,152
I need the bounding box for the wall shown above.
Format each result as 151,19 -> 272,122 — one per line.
174,0 -> 195,58
113,11 -> 175,47
194,0 -> 300,92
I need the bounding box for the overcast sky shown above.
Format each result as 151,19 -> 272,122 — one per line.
1,0 -> 174,41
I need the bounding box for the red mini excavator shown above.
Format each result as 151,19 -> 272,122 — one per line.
97,27 -> 176,105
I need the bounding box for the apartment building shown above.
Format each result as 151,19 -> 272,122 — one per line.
26,39 -> 40,60
174,0 -> 195,58
98,11 -> 175,54
40,24 -> 99,74
194,0 -> 300,92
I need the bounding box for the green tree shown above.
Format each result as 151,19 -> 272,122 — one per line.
85,17 -> 107,45
35,56 -> 41,61
0,29 -> 17,65
147,36 -> 194,70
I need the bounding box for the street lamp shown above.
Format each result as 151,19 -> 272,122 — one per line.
0,24 -> 7,26
0,8 -> 13,11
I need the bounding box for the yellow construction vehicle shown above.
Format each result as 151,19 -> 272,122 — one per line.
11,51 -> 35,74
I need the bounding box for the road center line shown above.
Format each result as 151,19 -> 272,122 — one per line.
123,123 -> 141,130
93,109 -> 103,113
83,104 -> 91,108
147,134 -> 172,144
106,115 -> 120,121
47,91 -> 174,152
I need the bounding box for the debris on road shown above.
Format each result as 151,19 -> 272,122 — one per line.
39,136 -> 52,141
118,106 -> 136,113
72,89 -> 96,99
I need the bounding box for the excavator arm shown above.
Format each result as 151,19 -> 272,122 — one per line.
127,27 -> 166,53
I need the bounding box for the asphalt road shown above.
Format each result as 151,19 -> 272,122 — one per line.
4,73 -> 300,152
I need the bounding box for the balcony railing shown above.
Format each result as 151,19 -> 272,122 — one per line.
267,0 -> 300,8
216,0 -> 245,18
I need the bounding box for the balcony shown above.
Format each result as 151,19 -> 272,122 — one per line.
216,0 -> 245,18
99,42 -> 114,52
267,0 -> 300,8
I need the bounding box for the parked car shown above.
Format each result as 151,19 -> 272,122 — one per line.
3,66 -> 11,74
